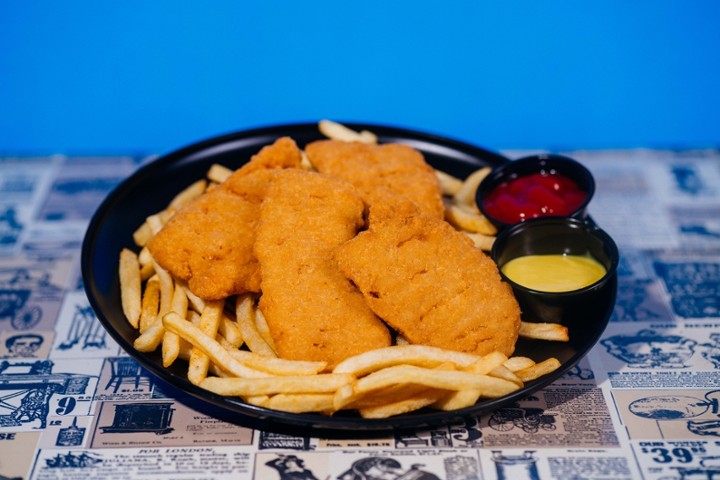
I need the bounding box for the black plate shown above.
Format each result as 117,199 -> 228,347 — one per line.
82,122 -> 615,433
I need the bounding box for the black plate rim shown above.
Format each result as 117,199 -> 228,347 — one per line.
81,121 -> 614,433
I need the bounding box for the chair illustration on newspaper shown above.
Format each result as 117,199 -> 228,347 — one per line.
103,357 -> 154,394
58,305 -> 107,351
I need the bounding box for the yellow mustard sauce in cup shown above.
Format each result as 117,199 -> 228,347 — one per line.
501,253 -> 607,292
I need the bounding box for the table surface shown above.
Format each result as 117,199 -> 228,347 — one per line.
0,147 -> 719,480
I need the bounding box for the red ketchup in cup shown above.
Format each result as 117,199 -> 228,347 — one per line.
482,172 -> 587,225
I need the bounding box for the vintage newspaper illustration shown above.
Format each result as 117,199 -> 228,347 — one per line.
0,150 -> 718,479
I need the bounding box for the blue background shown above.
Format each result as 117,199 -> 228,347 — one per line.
2,1 -> 719,155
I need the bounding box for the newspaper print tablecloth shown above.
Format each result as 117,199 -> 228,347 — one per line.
0,148 -> 719,480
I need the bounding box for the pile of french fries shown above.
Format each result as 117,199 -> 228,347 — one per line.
117,121 -> 569,419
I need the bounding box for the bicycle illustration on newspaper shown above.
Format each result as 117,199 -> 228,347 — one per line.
0,266 -> 61,330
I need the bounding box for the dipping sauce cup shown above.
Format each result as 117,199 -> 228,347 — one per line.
477,154 -> 596,230
491,217 -> 619,329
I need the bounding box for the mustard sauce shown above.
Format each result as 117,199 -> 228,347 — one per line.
502,253 -> 607,292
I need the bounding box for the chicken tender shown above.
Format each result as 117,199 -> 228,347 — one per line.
147,137 -> 303,300
255,170 -> 391,367
334,194 -> 521,357
305,140 -> 445,219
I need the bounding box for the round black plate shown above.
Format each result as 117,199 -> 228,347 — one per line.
81,122 -> 615,433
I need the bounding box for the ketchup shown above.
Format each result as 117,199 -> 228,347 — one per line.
482,172 -> 587,224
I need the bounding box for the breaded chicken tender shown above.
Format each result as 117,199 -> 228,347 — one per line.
255,170 -> 391,367
334,194 -> 521,357
147,137 -> 302,300
305,140 -> 445,219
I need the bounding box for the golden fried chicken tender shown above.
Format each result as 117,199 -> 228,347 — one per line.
334,194 -> 521,357
255,170 -> 392,367
147,137 -> 302,300
305,140 -> 445,219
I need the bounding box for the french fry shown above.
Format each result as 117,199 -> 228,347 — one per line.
138,246 -> 153,266
455,201 -> 482,215
153,260 -> 175,319
157,206 -> 176,225
453,166 -> 490,208
488,365 -> 523,387
133,222 -> 153,247
333,374 -> 438,410
162,281 -> 188,367
346,363 -> 456,416
253,308 -> 276,351
332,384 -> 354,410
135,208 -> 176,246
168,179 -> 206,209
217,335 -> 237,351
177,338 -> 193,361
332,345 -> 481,377
435,170 -> 464,196
227,350 -> 326,376
445,204 -> 498,235
133,319 -> 165,352
162,312 -> 269,379
462,232 -> 495,251
236,294 -> 276,357
503,356 -> 537,372
178,284 -> 243,346
265,393 -> 335,414
243,395 -> 270,407
335,383 -> 429,410
170,279 -> 188,316
206,163 -> 233,184
200,373 -> 355,397
180,287 -> 237,341
340,365 -> 519,406
187,300 -> 224,385
359,389 -> 445,419
139,262 -> 155,281
357,130 -> 378,144
519,322 -> 570,342
466,351 -> 510,375
178,340 -> 227,378
138,276 -> 160,333
180,283 -> 205,313
432,351 -> 509,411
146,212 -> 167,236
300,151 -> 315,171
514,357 -> 562,382
186,309 -> 201,324
319,120 -> 377,144
218,315 -> 244,348
119,248 -> 142,328
432,388 -> 481,412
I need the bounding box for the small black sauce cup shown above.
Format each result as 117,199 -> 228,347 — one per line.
476,154 -> 596,231
491,217 -> 619,332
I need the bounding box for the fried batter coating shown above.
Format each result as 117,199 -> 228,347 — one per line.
147,137 -> 302,300
255,170 -> 391,367
305,140 -> 445,219
334,194 -> 521,357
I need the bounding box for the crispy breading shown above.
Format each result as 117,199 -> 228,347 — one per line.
147,137 -> 302,300
230,136 -> 305,177
305,140 -> 445,219
334,194 -> 521,357
255,170 -> 392,367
